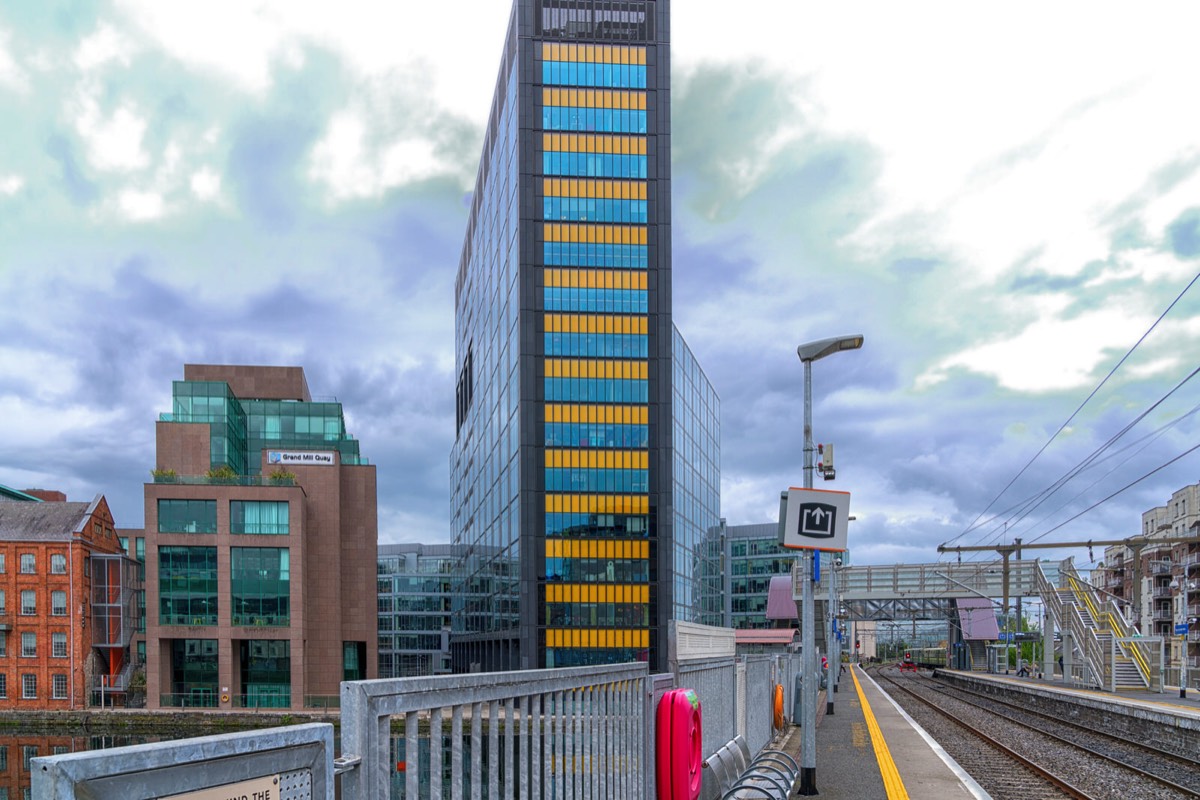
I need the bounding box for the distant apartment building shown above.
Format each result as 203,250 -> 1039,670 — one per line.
1096,482 -> 1200,673
0,493 -> 139,710
377,543 -> 461,678
144,364 -> 377,710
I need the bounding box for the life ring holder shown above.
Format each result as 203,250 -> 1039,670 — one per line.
772,684 -> 784,730
655,687 -> 702,800
221,694 -> 230,703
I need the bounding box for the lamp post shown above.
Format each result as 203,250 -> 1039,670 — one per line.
796,334 -> 863,796
1170,577 -> 1195,699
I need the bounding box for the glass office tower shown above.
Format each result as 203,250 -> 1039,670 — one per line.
451,0 -> 718,674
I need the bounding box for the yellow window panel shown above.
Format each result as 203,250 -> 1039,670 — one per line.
544,313 -> 648,335
543,269 -> 649,290
544,404 -> 648,424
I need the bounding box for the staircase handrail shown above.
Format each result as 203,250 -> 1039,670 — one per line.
1038,562 -> 1106,687
1103,600 -> 1152,684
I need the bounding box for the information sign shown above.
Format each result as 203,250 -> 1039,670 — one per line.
1177,623 -> 1190,636
779,487 -> 850,552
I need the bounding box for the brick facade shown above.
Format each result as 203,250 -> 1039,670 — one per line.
0,496 -> 125,711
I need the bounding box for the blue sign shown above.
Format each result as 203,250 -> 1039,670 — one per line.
999,632 -> 1015,642
1176,623 -> 1189,636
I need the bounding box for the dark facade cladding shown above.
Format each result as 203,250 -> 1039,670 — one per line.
451,0 -> 718,673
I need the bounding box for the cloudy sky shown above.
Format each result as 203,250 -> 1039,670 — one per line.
2,1 -> 1199,570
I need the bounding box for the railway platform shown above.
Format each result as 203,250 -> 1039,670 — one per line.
943,666 -> 1200,717
774,662 -> 990,799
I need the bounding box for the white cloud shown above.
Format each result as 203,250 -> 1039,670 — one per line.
0,174 -> 23,195
917,307 -> 1153,392
74,92 -> 149,172
309,111 -> 444,200
0,27 -> 28,93
117,188 -> 165,220
114,0 -> 512,117
74,23 -> 133,72
190,167 -> 221,200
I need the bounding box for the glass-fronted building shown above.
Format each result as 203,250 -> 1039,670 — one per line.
450,0 -> 719,673
144,365 -> 377,710
377,543 -> 467,678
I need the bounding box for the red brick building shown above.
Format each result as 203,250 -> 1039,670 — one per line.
0,495 -> 139,710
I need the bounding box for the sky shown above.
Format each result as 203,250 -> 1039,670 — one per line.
2,1 -> 1200,571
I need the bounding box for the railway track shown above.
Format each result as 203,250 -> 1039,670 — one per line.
869,665 -> 1200,800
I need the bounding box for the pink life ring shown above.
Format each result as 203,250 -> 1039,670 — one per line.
656,687 -> 703,800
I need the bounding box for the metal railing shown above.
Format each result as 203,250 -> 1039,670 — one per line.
341,662 -> 653,800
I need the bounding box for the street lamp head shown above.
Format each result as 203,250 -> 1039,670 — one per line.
796,334 -> 865,364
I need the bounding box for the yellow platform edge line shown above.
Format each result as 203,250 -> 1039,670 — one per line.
850,666 -> 910,800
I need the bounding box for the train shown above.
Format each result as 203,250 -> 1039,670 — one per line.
901,647 -> 948,670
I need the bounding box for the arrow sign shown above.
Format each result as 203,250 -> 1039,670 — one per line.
780,487 -> 850,552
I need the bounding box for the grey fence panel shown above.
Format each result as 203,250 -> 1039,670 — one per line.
743,657 -> 775,755
675,657 -> 736,758
340,663 -> 648,800
32,723 -> 334,800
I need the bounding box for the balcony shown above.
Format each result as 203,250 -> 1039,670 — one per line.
151,473 -> 295,487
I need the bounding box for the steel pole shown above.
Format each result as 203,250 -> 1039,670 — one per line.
828,562 -> 837,712
799,356 -> 817,795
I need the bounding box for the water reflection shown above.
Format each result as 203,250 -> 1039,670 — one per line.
0,730 -> 174,799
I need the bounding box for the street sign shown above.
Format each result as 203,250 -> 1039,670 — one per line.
1176,623 -> 1189,636
779,487 -> 851,552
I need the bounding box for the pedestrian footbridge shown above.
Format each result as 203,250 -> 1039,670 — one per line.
800,557 -> 1165,692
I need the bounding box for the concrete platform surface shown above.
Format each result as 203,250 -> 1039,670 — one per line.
770,663 -> 989,799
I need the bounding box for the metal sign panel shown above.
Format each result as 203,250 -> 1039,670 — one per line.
162,775 -> 279,800
1177,623 -> 1189,636
779,487 -> 850,552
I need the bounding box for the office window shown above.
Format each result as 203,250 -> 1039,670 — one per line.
21,675 -> 35,700
0,675 -> 5,698
19,554 -> 34,574
52,674 -> 67,699
52,632 -> 67,658
0,634 -> 6,657
51,590 -> 66,616
0,552 -> 5,572
230,501 -> 289,534
20,590 -> 35,615
157,499 -> 218,533
50,553 -> 66,574
0,588 -> 6,615
21,632 -> 35,657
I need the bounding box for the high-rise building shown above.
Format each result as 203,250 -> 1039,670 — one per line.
450,0 -> 719,673
144,364 -> 377,710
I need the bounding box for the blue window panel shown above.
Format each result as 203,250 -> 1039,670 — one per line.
543,243 -> 648,269
545,333 -> 648,358
545,513 -> 650,537
545,422 -> 649,448
543,153 -> 648,179
543,62 -> 647,89
542,107 -> 647,134
544,287 -> 648,314
545,197 -> 648,224
545,468 -> 649,493
545,378 -> 649,403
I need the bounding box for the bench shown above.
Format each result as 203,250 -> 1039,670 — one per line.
699,734 -> 800,800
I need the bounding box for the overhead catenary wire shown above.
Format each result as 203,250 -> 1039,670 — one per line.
944,268 -> 1200,552
963,369 -> 1200,550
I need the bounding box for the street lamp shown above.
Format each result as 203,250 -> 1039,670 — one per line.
1169,577 -> 1196,699
795,334 -> 863,797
